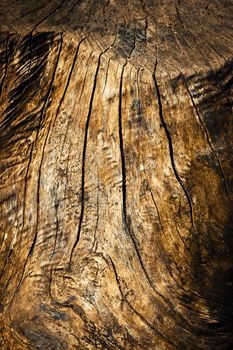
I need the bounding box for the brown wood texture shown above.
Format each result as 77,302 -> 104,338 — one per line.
0,1 -> 233,349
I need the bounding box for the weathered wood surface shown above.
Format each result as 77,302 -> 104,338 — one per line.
0,1 -> 233,349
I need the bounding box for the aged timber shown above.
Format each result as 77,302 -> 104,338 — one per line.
0,1 -> 233,349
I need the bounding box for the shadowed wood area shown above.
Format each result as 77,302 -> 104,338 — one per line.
0,1 -> 233,349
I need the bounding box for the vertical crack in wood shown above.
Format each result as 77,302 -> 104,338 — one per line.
153,64 -> 196,233
117,33 -> 157,291
69,41 -> 115,264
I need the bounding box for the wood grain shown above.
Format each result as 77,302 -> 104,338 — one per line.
0,1 -> 233,349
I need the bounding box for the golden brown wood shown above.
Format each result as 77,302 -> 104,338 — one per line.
0,1 -> 233,349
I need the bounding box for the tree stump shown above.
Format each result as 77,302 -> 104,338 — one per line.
0,1 -> 233,349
